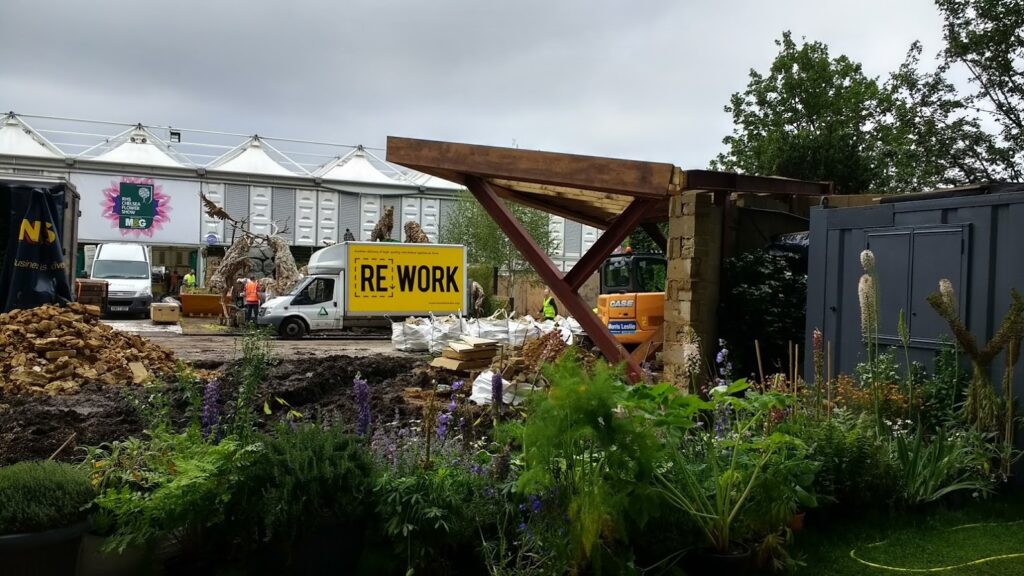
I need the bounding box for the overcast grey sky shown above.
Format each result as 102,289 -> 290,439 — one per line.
2,0 -> 945,168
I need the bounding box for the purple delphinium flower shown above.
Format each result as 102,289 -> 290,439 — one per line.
716,339 -> 732,381
491,372 -> 504,411
436,381 -> 463,442
353,373 -> 371,437
528,494 -> 542,513
714,402 -> 731,439
201,379 -> 221,439
437,412 -> 451,441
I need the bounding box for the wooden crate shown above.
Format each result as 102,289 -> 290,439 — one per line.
151,303 -> 181,324
74,279 -> 108,307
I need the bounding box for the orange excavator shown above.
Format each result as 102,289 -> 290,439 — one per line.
595,249 -> 666,360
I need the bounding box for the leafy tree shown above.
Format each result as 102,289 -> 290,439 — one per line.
714,2 -> 1024,194
873,41 -> 1001,191
439,191 -> 557,296
711,31 -> 883,194
935,0 -> 1024,180
626,223 -> 666,254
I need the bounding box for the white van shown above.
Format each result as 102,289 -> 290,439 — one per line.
90,243 -> 152,316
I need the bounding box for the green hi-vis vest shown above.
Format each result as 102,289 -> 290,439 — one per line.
542,297 -> 556,319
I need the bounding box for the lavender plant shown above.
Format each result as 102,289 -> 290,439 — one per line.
201,378 -> 221,440
353,373 -> 371,437
437,380 -> 463,442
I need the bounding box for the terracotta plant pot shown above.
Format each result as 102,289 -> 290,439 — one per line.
685,542 -> 754,575
0,520 -> 88,576
787,511 -> 806,532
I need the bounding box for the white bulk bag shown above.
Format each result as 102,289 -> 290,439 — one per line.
477,310 -> 510,344
429,314 -> 463,354
536,318 -> 557,335
460,317 -> 481,338
392,317 -> 432,352
508,315 -> 541,348
469,370 -> 538,406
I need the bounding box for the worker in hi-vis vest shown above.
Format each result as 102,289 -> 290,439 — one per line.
539,288 -> 558,321
183,269 -> 197,290
243,274 -> 261,324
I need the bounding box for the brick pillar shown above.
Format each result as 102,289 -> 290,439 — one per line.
663,191 -> 724,388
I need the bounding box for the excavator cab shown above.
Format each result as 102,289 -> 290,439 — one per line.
596,252 -> 666,346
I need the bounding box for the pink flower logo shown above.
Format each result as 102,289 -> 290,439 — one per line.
100,177 -> 172,238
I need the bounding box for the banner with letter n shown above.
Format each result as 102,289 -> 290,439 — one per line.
0,182 -> 72,312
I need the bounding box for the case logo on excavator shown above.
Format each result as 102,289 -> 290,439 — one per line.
610,299 -> 633,308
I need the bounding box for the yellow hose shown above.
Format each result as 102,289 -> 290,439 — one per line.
849,521 -> 1024,572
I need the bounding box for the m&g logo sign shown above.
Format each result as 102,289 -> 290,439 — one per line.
101,177 -> 169,238
118,183 -> 155,230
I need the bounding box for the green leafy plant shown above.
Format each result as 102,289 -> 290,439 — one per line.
718,250 -> 806,377
227,424 -> 373,546
517,352 -> 661,565
919,342 -> 968,431
374,452 -> 495,571
228,326 -> 273,439
0,461 -> 94,535
655,384 -> 813,555
176,362 -> 203,430
84,431 -> 262,552
892,427 -> 994,505
789,410 -> 898,508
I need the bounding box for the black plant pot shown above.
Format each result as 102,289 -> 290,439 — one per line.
685,543 -> 754,575
246,522 -> 367,576
941,490 -> 969,510
0,521 -> 88,576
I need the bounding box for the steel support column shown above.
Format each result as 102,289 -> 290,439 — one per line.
465,176 -> 644,382
563,197 -> 659,291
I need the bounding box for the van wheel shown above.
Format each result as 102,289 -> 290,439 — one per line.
279,318 -> 307,339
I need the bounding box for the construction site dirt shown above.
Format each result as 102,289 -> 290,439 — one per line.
145,334 -> 404,364
0,348 -> 478,466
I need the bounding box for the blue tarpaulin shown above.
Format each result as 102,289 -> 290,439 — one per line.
0,182 -> 72,312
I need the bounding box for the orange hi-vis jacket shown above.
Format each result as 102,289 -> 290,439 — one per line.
244,281 -> 260,304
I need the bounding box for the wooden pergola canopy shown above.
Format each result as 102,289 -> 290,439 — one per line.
386,136 -> 832,382
387,137 -> 833,229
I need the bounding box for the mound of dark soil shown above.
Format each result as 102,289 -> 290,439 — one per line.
0,384 -> 143,465
1,353 -> 457,465
219,354 -> 429,431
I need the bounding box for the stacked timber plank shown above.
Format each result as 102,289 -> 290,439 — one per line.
74,279 -> 108,308
0,303 -> 177,396
430,335 -> 499,372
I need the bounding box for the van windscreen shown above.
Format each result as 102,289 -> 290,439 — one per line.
93,260 -> 150,279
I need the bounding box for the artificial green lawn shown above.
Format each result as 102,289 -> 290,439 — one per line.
793,491 -> 1024,575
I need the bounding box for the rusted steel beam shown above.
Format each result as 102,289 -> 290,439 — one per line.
464,176 -> 644,382
564,197 -> 659,291
641,222 -> 668,253
630,324 -> 664,366
684,170 -> 833,196
388,137 -> 676,198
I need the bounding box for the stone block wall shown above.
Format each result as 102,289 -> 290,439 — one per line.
663,191 -> 723,386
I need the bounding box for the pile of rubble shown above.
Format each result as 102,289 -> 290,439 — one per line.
0,303 -> 177,396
